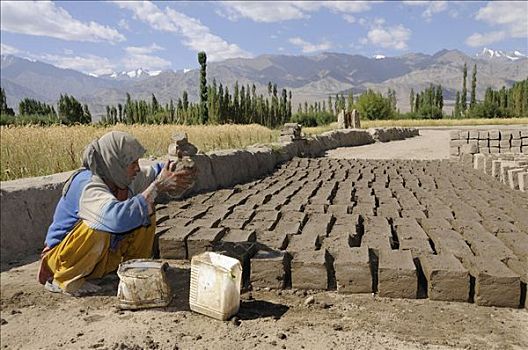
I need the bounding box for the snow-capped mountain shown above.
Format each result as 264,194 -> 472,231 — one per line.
374,54 -> 386,60
476,48 -> 527,61
100,68 -> 162,80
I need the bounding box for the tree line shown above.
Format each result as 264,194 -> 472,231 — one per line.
0,88 -> 92,125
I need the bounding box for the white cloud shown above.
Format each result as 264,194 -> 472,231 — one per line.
366,24 -> 411,50
402,1 -> 447,20
289,37 -> 332,53
1,43 -> 20,55
343,15 -> 356,24
465,31 -> 507,47
123,43 -> 170,71
0,1 -> 125,43
118,18 -> 130,31
39,53 -> 116,76
465,1 -> 528,47
219,1 -> 371,23
115,1 -> 251,62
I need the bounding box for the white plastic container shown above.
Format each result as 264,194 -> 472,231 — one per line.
189,252 -> 242,320
116,259 -> 172,310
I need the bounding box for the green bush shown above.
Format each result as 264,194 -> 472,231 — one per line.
355,90 -> 394,120
0,113 -> 60,126
291,111 -> 335,127
416,105 -> 443,119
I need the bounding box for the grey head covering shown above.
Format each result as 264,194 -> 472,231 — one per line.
81,131 -> 146,190
61,132 -> 146,196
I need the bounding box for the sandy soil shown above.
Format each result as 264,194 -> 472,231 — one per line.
2,259 -> 527,350
2,126 -> 527,350
326,130 -> 451,160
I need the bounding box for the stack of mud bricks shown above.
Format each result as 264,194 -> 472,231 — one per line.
279,123 -> 303,143
473,153 -> 528,192
156,154 -> 527,310
450,128 -> 528,161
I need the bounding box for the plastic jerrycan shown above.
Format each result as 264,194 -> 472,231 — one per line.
189,252 -> 243,320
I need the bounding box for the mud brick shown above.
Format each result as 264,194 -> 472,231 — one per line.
480,147 -> 490,154
425,229 -> 474,261
419,218 -> 452,232
287,232 -> 320,253
490,147 -> 500,154
523,138 -> 528,146
490,140 -> 500,147
377,204 -> 400,219
304,204 -> 327,213
519,172 -> 528,192
505,258 -> 528,284
327,204 -> 351,216
450,147 -> 460,156
478,140 -> 489,149
204,205 -> 233,219
252,209 -> 280,222
330,221 -> 361,247
522,130 -> 528,138
178,206 -> 210,219
221,228 -> 257,243
245,220 -> 277,232
281,202 -> 305,212
291,249 -> 328,290
501,131 -> 513,140
186,227 -> 227,258
449,130 -> 460,140
191,216 -> 222,228
478,131 -> 489,139
221,218 -> 249,229
352,205 -> 375,216
473,154 -> 486,171
500,140 -> 511,148
451,204 -> 481,221
427,207 -> 455,220
378,249 -> 417,299
469,130 -> 479,139
497,231 -> 528,260
394,218 -> 429,240
450,140 -> 467,147
462,229 -> 516,262
419,254 -> 469,302
158,225 -> 199,259
302,213 -> 334,238
250,249 -> 289,289
489,130 -> 500,139
459,130 -> 469,140
508,168 -> 527,189
274,219 -> 302,236
332,214 -> 361,229
511,139 -> 522,147
463,256 -> 520,308
279,210 -> 306,224
334,246 -> 372,293
256,231 -> 289,250
228,208 -> 255,220
400,209 -> 427,220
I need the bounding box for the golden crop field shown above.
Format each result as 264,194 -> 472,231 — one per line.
0,124 -> 279,181
1,118 -> 526,181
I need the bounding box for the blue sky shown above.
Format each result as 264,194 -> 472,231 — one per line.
1,1 -> 527,76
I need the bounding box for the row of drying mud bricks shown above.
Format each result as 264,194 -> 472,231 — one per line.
473,153 -> 528,192
155,205 -> 527,309
450,129 -> 528,158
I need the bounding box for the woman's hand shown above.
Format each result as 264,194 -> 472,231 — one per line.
141,159 -> 196,214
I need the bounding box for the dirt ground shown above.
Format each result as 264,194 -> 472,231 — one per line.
2,127 -> 527,350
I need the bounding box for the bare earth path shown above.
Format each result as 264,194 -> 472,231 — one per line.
1,126 -> 527,350
327,129 -> 450,160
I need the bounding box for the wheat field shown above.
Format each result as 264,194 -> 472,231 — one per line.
1,124 -> 279,181
2,118 -> 527,181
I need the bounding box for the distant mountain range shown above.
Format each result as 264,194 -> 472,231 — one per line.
1,48 -> 526,118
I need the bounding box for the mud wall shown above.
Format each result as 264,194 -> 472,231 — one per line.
0,127 -> 418,265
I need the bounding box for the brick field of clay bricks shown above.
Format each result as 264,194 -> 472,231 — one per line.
155,157 -> 528,308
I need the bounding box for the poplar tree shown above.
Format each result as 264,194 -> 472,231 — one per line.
409,88 -> 414,113
198,51 -> 208,124
470,64 -> 477,110
461,63 -> 467,114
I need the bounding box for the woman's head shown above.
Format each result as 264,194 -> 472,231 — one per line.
82,131 -> 145,189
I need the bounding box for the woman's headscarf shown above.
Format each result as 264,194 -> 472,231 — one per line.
63,131 -> 145,196
82,131 -> 146,189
